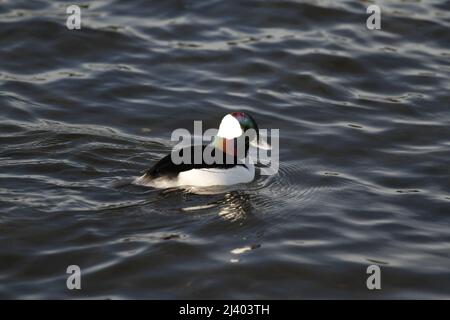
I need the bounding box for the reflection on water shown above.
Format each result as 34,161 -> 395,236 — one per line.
217,192 -> 252,222
1,0 -> 450,299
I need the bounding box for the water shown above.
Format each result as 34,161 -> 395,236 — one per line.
1,0 -> 449,299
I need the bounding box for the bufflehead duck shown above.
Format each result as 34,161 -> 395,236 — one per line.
135,112 -> 259,188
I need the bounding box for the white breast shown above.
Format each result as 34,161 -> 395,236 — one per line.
178,163 -> 255,187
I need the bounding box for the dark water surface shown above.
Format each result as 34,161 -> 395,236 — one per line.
1,0 -> 450,299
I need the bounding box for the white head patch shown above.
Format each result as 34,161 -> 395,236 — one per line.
217,114 -> 243,139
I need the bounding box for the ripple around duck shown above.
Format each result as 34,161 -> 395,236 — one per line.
1,0 -> 450,299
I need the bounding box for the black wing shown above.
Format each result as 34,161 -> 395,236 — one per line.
144,145 -> 245,179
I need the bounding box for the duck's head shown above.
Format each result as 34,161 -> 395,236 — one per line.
215,112 -> 259,158
217,112 -> 259,140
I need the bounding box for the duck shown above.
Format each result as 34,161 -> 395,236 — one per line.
135,112 -> 260,188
